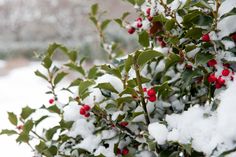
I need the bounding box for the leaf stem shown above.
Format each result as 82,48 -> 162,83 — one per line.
133,53 -> 150,125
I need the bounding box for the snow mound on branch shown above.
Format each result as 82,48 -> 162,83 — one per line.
218,0 -> 236,38
148,79 -> 236,156
148,122 -> 168,145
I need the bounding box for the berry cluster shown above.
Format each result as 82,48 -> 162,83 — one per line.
116,148 -> 129,156
127,7 -> 153,35
207,59 -> 234,89
79,105 -> 91,118
143,88 -> 157,102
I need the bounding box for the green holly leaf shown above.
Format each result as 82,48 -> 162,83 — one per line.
95,83 -> 119,94
0,129 -> 18,136
139,31 -> 149,47
137,50 -> 163,67
53,71 -> 68,85
20,106 -> 36,120
8,112 -> 18,126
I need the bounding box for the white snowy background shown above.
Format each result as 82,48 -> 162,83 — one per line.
0,62 -> 48,156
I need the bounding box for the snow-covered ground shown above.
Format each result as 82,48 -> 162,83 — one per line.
0,62 -> 49,156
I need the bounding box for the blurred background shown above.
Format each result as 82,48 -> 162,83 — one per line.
0,0 -> 137,156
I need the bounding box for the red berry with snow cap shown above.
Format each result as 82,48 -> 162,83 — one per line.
49,98 -> 54,104
128,27 -> 135,34
122,148 -> 129,156
207,59 -> 217,67
147,88 -> 156,97
202,33 -> 210,42
222,69 -> 230,76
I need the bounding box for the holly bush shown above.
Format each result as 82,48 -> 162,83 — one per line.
2,0 -> 236,157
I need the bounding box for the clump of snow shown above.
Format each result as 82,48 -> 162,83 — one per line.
219,0 -> 236,16
148,122 -> 168,145
218,16 -> 236,38
136,151 -> 156,157
63,101 -> 82,122
221,40 -> 235,50
96,74 -> 123,93
148,78 -> 236,156
68,119 -> 95,138
74,135 -> 101,153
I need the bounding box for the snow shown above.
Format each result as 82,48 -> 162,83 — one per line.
148,78 -> 236,156
218,16 -> 236,38
0,63 -> 48,157
219,0 -> 236,16
148,122 -> 168,145
63,101 -> 83,122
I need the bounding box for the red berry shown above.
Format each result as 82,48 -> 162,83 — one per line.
128,27 -> 135,34
217,77 -> 225,85
147,16 -> 153,21
122,148 -> 129,156
147,88 -> 156,97
137,22 -> 143,28
215,83 -> 222,89
120,121 -> 128,127
84,112 -> 90,118
208,73 -> 217,83
49,99 -> 54,104
80,108 -> 86,115
207,59 -> 217,67
222,69 -> 230,76
83,105 -> 91,111
160,41 -> 166,47
223,63 -> 230,68
143,87 -> 147,92
136,17 -> 142,22
148,96 -> 157,102
185,64 -> 193,70
17,125 -> 23,130
202,34 -> 210,42
146,8 -> 151,15
156,37 -> 163,42
231,33 -> 236,41
231,76 -> 234,81
117,148 -> 121,155
196,76 -> 203,84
